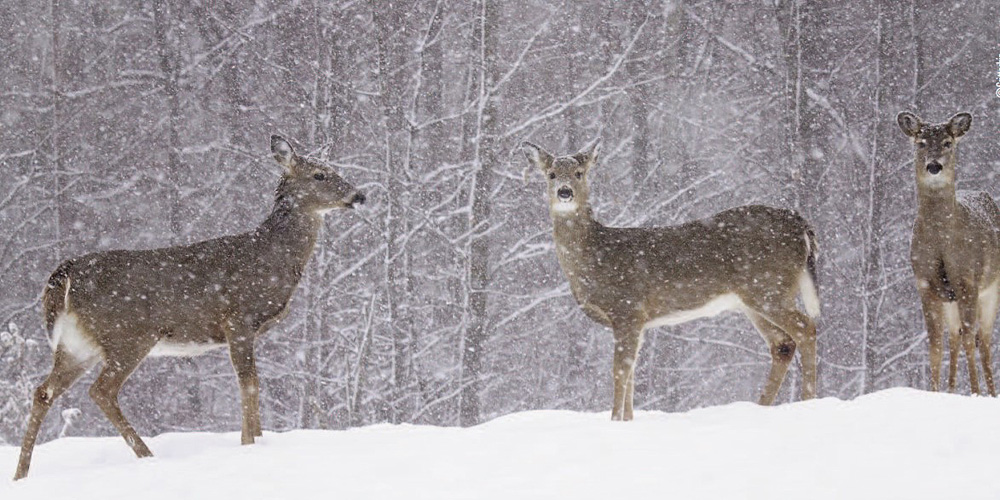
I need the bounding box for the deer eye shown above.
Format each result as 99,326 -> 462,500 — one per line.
548,172 -> 556,180
575,171 -> 583,180
943,140 -> 953,148
313,173 -> 326,181
917,140 -> 927,148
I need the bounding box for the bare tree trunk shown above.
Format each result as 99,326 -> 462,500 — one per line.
861,0 -> 893,394
153,0 -> 184,241
420,0 -> 446,156
372,0 -> 415,424
908,0 -> 923,110
49,0 -> 63,262
780,0 -> 827,219
625,0 -> 652,188
460,0 -> 499,427
197,0 -> 252,150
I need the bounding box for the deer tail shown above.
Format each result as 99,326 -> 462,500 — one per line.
799,228 -> 821,319
43,260 -> 74,348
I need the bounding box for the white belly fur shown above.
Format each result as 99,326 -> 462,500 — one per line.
644,293 -> 745,330
148,341 -> 226,357
52,312 -> 102,361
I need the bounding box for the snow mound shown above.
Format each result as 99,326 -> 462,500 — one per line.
4,388 -> 1000,499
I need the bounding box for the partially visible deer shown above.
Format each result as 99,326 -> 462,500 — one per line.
897,111 -> 997,396
521,140 -> 820,420
14,136 -> 365,480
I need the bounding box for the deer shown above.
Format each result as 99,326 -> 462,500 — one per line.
14,135 -> 366,480
521,140 -> 820,420
897,111 -> 997,397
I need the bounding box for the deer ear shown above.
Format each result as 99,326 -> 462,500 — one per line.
947,112 -> 972,138
572,138 -> 601,168
896,112 -> 922,138
271,135 -> 297,169
521,141 -> 554,172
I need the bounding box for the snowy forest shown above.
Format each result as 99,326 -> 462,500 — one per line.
1,0 -> 999,446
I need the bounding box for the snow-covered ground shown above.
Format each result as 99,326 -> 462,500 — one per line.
3,388 -> 1000,499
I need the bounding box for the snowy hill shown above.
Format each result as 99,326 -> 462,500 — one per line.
3,388 -> 1000,499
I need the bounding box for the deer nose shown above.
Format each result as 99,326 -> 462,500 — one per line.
926,162 -> 942,175
350,192 -> 366,206
557,186 -> 573,200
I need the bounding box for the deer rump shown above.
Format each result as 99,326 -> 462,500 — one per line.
43,234 -> 298,361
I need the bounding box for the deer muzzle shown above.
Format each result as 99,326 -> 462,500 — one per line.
346,191 -> 366,208
926,162 -> 942,175
557,186 -> 574,201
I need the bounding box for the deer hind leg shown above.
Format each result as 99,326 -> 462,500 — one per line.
747,311 -> 796,405
14,349 -> 96,480
792,314 -> 818,400
611,326 -> 642,421
754,304 -> 817,402
89,348 -> 155,459
977,284 -> 998,397
226,325 -> 261,443
780,309 -> 817,401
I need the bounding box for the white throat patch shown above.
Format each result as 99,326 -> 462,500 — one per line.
552,201 -> 579,213
920,175 -> 953,189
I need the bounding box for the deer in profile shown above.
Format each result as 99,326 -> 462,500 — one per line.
14,136 -> 366,480
521,140 -> 820,420
897,111 -> 997,396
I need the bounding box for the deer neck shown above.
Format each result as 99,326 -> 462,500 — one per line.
551,202 -> 600,262
257,195 -> 323,277
915,182 -> 958,234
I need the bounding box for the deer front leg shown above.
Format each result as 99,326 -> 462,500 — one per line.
918,292 -> 945,391
941,300 -> 961,392
947,327 -> 960,392
227,325 -> 261,444
611,327 -> 641,421
623,331 -> 646,420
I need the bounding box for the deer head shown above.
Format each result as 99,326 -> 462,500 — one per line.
897,111 -> 972,190
271,135 -> 366,214
522,139 -> 600,214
